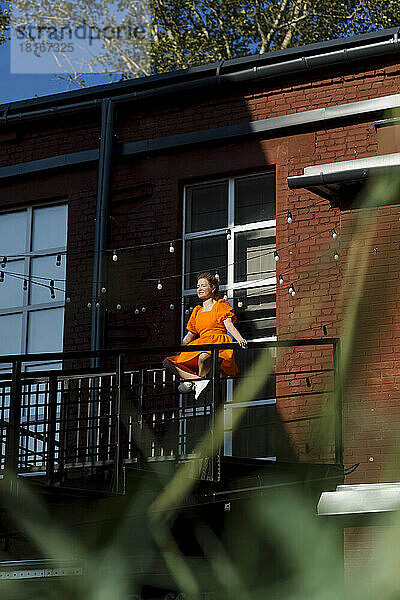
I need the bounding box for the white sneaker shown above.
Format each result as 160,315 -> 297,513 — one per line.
178,381 -> 195,393
194,379 -> 210,400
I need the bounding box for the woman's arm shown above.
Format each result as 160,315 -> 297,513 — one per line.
182,331 -> 196,345
223,318 -> 247,348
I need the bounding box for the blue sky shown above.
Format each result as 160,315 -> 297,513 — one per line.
0,0 -> 127,105
0,39 -> 122,105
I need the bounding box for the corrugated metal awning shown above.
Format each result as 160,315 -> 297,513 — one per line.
318,482 -> 400,516
287,152 -> 400,204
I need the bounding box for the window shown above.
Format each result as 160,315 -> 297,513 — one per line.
183,173 -> 277,459
0,204 -> 67,366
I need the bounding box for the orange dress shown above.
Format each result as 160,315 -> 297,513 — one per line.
167,299 -> 239,377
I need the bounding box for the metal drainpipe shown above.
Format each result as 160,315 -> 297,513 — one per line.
91,97 -> 115,364
88,98 -> 115,470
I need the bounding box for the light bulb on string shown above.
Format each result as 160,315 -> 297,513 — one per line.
223,294 -> 228,300
278,274 -> 284,285
226,229 -> 232,240
134,308 -> 139,315
157,280 -> 163,290
287,211 -> 293,224
87,302 -> 92,309
215,273 -> 220,280
169,242 -> 175,254
142,306 -> 146,313
288,284 -> 294,295
169,303 -> 175,310
66,297 -> 71,303
95,301 -> 100,309
112,250 -> 118,262
56,254 -> 62,267
1,257 -> 7,269
331,228 -> 338,239
23,279 -> 28,292
237,300 -> 243,308
274,251 -> 279,262
185,309 -> 190,315
0,271 -> 4,283
101,287 -> 107,294
50,280 -> 55,299
116,304 -> 122,311
334,250 -> 339,261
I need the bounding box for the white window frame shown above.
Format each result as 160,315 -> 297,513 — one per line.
182,172 -> 277,460
0,204 -> 67,370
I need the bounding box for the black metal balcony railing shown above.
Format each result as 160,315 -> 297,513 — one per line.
0,339 -> 341,494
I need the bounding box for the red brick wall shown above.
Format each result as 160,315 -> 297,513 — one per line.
0,52 -> 400,483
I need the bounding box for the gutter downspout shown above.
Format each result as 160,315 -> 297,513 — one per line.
91,98 -> 115,365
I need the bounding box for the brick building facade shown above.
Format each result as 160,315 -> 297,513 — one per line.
1,26 -> 400,591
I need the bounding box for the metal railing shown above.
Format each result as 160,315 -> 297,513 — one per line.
0,338 -> 341,493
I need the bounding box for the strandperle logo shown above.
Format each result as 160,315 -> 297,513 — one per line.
14,22 -> 146,45
10,0 -> 151,75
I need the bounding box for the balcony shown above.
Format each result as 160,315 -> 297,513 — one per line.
0,339 -> 343,500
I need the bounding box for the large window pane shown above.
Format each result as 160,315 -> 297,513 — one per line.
0,260 -> 25,309
30,255 -> 66,305
0,313 -> 22,354
234,227 -> 276,283
32,205 -> 68,251
27,308 -> 64,353
234,287 -> 276,340
0,211 -> 27,255
235,173 -> 275,225
186,182 -> 228,233
185,236 -> 227,289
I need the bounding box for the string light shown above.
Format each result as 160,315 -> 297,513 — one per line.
185,309 -> 190,315
288,284 -> 295,296
306,377 -> 311,388
278,274 -> 284,285
116,304 -> 122,310
169,303 -> 175,310
287,211 -> 293,224
101,287 -> 107,294
169,242 -> 175,254
50,280 -> 55,299
323,325 -> 327,336
226,229 -> 232,240
112,250 -> 118,262
145,224 -> 342,287
141,306 -> 146,313
56,254 -> 62,267
0,272 -> 4,283
331,228 -> 338,239
334,250 -> 339,261
23,279 -> 28,291
66,297 -> 71,303
87,302 -> 92,309
1,257 -> 7,269
157,280 -> 163,290
95,302 -> 100,309
237,300 -> 243,308
215,273 -> 220,280
134,308 -> 139,315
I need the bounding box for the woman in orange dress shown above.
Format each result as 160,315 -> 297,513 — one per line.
163,272 -> 247,400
